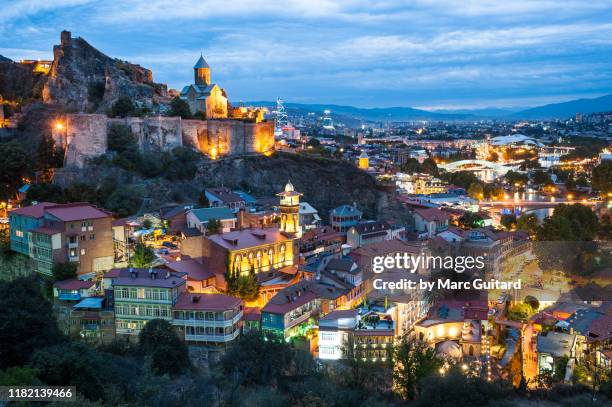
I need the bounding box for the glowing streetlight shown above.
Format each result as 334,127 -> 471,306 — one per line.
54,121 -> 64,131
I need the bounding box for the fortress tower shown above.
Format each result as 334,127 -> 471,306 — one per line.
277,181 -> 303,238
194,54 -> 210,86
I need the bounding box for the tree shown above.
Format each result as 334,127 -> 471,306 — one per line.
537,204 -> 599,241
198,191 -> 209,208
206,218 -> 222,235
441,171 -> 479,190
507,303 -> 532,321
168,96 -> 192,119
500,214 -> 517,230
592,161 -> 612,195
417,367 -> 507,407
400,158 -> 422,174
516,213 -> 539,235
524,295 -> 540,311
458,212 -> 484,228
467,182 -> 484,200
420,157 -> 439,177
142,219 -> 153,230
307,138 -> 321,147
138,319 -> 190,375
52,262 -> 78,281
131,242 -> 155,268
392,337 -> 443,400
110,96 -> 135,118
225,270 -> 260,302
0,141 -> 29,200
220,331 -> 294,386
505,170 -> 528,187
0,277 -> 64,369
107,124 -> 138,155
37,133 -> 63,182
532,170 -> 553,186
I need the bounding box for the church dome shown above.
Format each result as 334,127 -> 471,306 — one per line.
284,181 -> 294,192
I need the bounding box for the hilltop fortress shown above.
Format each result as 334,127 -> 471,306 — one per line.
57,114 -> 274,168
2,31 -> 274,168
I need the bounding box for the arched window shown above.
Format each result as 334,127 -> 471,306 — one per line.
469,346 -> 474,356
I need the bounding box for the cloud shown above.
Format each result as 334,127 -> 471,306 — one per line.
1,0 -> 612,107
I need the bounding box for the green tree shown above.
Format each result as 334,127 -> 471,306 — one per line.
0,277 -> 64,369
206,218 -> 222,235
0,366 -> 39,386
420,157 -> 439,177
467,182 -> 484,200
592,161 -> 612,195
400,158 -> 422,174
107,124 -> 138,153
500,214 -> 517,230
110,96 -> 135,118
138,319 -> 190,375
516,213 -> 539,235
168,96 -> 192,119
220,331 -> 294,386
507,303 -> 532,321
392,337 -> 443,400
458,211 -> 484,228
52,262 -> 78,281
131,242 -> 155,268
532,170 -> 553,186
524,295 -> 540,311
537,204 -> 599,241
441,171 -> 479,190
0,141 -> 29,200
505,170 -> 528,187
36,134 -> 63,182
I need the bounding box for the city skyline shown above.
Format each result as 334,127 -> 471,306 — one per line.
2,0 -> 612,109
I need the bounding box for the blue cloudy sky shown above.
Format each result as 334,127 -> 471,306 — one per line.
2,0 -> 612,109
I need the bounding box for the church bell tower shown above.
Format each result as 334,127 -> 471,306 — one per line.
277,181 -> 302,237
194,54 -> 210,86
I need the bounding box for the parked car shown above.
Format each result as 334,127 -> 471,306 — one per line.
162,241 -> 178,249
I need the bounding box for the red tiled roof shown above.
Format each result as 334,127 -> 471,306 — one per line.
54,279 -> 95,290
174,293 -> 242,311
243,306 -> 262,321
207,227 -> 292,250
165,259 -> 215,281
45,203 -> 110,222
414,207 -> 450,222
10,202 -> 55,218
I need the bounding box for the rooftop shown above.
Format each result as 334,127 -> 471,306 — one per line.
10,202 -> 55,218
44,203 -> 110,222
207,227 -> 292,251
174,293 -> 242,311
55,279 -> 96,290
165,259 -> 215,281
537,331 -> 577,357
108,268 -> 186,289
189,207 -> 235,223
414,207 -> 450,222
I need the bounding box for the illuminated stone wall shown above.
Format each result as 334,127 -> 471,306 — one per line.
61,114 -> 274,167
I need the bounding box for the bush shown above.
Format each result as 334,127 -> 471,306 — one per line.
138,319 -> 190,375
110,96 -> 135,118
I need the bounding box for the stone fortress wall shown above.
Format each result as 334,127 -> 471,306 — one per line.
58,114 -> 274,168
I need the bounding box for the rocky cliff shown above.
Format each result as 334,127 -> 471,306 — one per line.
0,56 -> 44,101
42,31 -> 168,112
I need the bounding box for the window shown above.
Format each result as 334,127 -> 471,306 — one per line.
89,234 -> 95,240
80,248 -> 86,255
80,235 -> 85,241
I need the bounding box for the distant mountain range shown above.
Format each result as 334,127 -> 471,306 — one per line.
246,94 -> 612,122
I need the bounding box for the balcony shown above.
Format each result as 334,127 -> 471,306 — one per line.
173,312 -> 242,328
185,329 -> 240,343
58,292 -> 81,301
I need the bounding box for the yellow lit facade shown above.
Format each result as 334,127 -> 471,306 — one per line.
358,151 -> 369,170
277,181 -> 303,238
